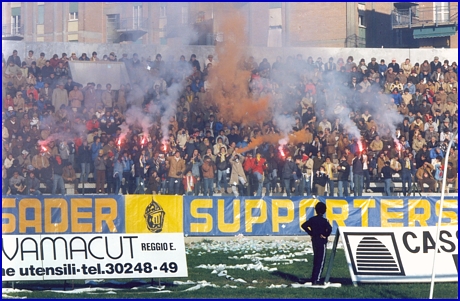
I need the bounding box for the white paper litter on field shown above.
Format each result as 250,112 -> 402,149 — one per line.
266,284 -> 288,288
46,287 -> 122,294
183,281 -> 219,292
173,280 -> 196,285
2,289 -> 32,294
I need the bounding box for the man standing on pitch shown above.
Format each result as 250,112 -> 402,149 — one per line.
301,202 -> 332,285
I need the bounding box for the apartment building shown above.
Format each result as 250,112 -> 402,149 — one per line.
2,2 -> 457,48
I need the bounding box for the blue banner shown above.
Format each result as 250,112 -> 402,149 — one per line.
182,196 -> 458,236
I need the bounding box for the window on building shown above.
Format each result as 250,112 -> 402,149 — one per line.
133,5 -> 143,28
11,7 -> 21,35
69,2 -> 78,20
269,2 -> 282,9
69,12 -> 78,20
358,14 -> 365,27
38,5 -> 44,24
181,6 -> 189,24
434,2 -> 449,23
106,14 -> 120,43
160,5 -> 166,18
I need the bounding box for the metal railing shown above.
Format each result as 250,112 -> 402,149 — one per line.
391,6 -> 458,28
2,23 -> 23,37
116,17 -> 149,31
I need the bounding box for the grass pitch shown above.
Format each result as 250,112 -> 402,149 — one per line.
2,238 -> 457,299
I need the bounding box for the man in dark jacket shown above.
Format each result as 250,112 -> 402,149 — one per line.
301,202 -> 332,286
25,171 -> 41,195
352,154 -> 364,196
94,149 -> 106,194
399,154 -> 416,196
77,141 -> 92,193
381,161 -> 395,196
337,155 -> 350,197
282,155 -> 297,197
215,147 -> 230,194
51,155 -> 65,195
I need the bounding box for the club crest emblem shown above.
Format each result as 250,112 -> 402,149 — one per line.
144,198 -> 165,233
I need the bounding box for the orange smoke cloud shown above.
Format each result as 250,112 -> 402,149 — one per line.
237,130 -> 311,154
207,3 -> 271,126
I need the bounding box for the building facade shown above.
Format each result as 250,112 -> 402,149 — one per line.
2,2 -> 457,48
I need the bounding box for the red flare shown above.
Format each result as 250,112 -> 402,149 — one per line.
357,140 -> 363,153
117,139 -> 121,146
41,146 -> 47,152
278,145 -> 285,159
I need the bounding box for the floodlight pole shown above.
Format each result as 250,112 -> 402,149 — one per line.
428,129 -> 457,299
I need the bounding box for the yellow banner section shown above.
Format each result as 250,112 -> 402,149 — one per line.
125,195 -> 183,233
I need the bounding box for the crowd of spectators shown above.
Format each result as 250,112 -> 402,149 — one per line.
2,48 -> 458,197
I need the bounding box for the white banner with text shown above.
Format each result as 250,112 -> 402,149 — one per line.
341,226 -> 458,283
2,233 -> 188,281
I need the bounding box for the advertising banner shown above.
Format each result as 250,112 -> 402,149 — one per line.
2,195 -> 188,282
2,233 -> 188,281
340,226 -> 458,283
2,195 -> 184,235
182,196 -> 458,236
2,196 -> 458,237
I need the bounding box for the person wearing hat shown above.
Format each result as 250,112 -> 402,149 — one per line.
204,54 -> 215,68
118,53 -> 128,62
13,70 -> 26,91
444,98 -> 457,116
388,58 -> 400,73
434,77 -> 449,94
70,52 -> 78,61
18,149 -> 31,170
444,66 -> 458,83
430,56 -> 442,74
440,116 -> 452,133
108,52 -> 117,62
13,91 -> 25,112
